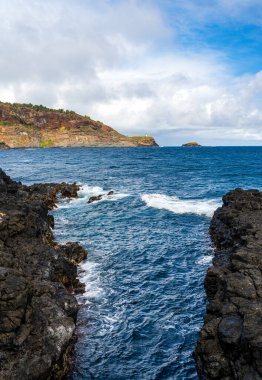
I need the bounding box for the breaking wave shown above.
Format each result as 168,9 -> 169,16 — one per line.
141,193 -> 221,217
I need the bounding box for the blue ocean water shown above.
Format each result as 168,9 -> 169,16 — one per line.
1,146 -> 262,380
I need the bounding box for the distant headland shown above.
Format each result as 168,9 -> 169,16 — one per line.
182,141 -> 202,147
0,102 -> 158,148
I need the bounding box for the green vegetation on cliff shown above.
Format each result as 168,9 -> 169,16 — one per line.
39,139 -> 54,148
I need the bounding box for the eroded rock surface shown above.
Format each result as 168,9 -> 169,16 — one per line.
0,169 -> 87,379
194,189 -> 262,379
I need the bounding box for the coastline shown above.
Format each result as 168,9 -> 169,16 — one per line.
0,169 -> 86,379
0,102 -> 158,148
2,156 -> 262,378
194,189 -> 262,379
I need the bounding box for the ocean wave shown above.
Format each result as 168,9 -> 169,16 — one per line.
79,184 -> 104,198
80,184 -> 130,203
141,193 -> 220,217
57,184 -> 130,208
78,261 -> 105,301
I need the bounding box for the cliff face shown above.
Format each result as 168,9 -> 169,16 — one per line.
194,189 -> 262,380
0,102 -> 158,148
0,169 -> 86,379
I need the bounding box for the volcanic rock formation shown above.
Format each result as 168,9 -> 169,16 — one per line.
0,102 -> 158,148
182,141 -> 201,147
0,169 -> 87,379
194,189 -> 262,379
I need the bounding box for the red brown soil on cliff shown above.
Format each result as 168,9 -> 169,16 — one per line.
0,102 -> 158,148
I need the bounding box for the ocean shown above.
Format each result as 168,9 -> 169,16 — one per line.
1,146 -> 262,380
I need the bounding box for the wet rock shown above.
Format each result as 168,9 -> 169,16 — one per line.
0,168 -> 85,379
61,242 -> 88,265
87,191 -> 114,204
195,189 -> 262,379
88,194 -> 103,203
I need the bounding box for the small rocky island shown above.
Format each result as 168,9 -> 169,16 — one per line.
0,169 -> 87,379
195,189 -> 262,379
0,102 -> 158,148
182,141 -> 201,147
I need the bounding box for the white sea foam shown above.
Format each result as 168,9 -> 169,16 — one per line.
79,184 -> 105,198
102,192 -> 130,202
78,260 -> 105,301
196,255 -> 213,265
141,193 -> 221,217
78,260 -> 121,333
57,184 -> 130,208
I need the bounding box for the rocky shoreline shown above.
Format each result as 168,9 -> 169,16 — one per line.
3,170 -> 262,380
194,189 -> 262,379
0,169 -> 87,379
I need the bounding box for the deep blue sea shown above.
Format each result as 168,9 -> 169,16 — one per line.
1,147 -> 262,380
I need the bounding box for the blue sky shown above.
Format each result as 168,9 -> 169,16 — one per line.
159,0 -> 262,75
1,0 -> 262,145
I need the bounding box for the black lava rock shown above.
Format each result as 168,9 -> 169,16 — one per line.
194,189 -> 262,380
0,168 -> 87,379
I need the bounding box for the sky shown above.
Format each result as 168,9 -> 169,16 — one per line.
1,0 -> 262,146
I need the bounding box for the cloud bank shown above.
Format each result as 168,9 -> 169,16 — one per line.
0,0 -> 262,145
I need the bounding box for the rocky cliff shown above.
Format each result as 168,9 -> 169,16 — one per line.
0,169 -> 87,379
194,189 -> 262,379
0,102 -> 158,148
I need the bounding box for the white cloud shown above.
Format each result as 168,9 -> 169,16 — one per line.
0,0 -> 262,145
88,57 -> 262,143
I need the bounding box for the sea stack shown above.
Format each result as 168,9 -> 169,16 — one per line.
194,189 -> 262,379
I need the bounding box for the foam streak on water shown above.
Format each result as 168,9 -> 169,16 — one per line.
2,147 -> 262,380
141,193 -> 221,217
